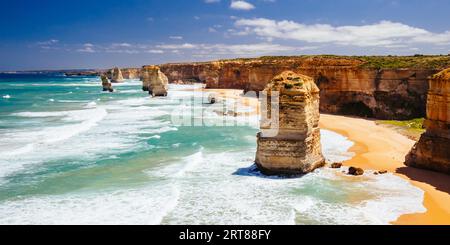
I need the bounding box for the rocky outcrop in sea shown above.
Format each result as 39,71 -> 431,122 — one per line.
101,74 -> 114,92
141,66 -> 169,97
255,71 -> 325,175
111,67 -> 124,83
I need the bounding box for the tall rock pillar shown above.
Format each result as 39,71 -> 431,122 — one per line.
101,74 -> 114,92
141,65 -> 169,97
406,68 -> 450,174
111,67 -> 124,83
255,71 -> 325,175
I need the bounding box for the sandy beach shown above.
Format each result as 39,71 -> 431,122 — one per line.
319,114 -> 450,225
213,89 -> 450,225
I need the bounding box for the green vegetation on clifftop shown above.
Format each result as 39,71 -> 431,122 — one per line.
219,55 -> 450,70
357,55 -> 450,69
376,118 -> 425,140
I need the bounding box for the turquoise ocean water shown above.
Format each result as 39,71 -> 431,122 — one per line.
0,73 -> 425,224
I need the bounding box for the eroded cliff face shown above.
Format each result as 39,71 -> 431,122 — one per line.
106,68 -> 140,80
160,57 -> 438,119
121,68 -> 141,79
406,69 -> 450,174
255,71 -> 325,175
141,65 -> 169,97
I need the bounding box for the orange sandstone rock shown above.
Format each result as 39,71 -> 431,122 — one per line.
159,57 -> 438,119
141,65 -> 169,97
255,71 -> 325,175
406,68 -> 450,174
111,67 -> 124,83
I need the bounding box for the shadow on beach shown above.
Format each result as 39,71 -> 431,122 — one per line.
396,167 -> 450,195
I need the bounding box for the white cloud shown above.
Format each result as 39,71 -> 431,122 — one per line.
36,39 -> 59,46
146,49 -> 165,54
106,49 -> 139,54
207,43 -> 298,55
156,43 -> 197,49
204,0 -> 220,3
169,36 -> 184,40
77,43 -> 95,53
234,18 -> 450,47
230,1 -> 255,11
155,42 -> 312,56
56,38 -> 319,57
112,43 -> 132,47
35,39 -> 61,51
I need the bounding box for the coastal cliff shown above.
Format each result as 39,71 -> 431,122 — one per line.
160,56 -> 450,119
121,68 -> 141,79
406,68 -> 450,174
105,68 -> 141,80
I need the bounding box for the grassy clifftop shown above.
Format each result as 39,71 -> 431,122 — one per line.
376,118 -> 425,140
219,55 -> 450,70
357,55 -> 450,69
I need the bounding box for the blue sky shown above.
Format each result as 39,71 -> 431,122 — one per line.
1,0 -> 450,71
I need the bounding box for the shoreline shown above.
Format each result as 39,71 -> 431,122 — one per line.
319,114 -> 450,225
210,88 -> 450,225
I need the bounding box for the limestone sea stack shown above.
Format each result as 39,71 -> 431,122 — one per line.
141,65 -> 169,97
406,68 -> 450,174
111,67 -> 124,83
255,71 -> 325,175
101,74 -> 114,92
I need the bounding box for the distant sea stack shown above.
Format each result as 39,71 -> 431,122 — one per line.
406,68 -> 450,174
101,74 -> 114,92
111,67 -> 124,83
141,65 -> 169,97
255,71 -> 325,175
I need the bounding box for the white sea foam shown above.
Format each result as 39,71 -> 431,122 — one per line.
321,130 -> 355,163
28,79 -> 140,88
85,101 -> 97,108
0,96 -> 176,180
173,150 -> 203,177
3,108 -> 108,156
57,100 -> 86,103
2,95 -> 11,99
118,89 -> 142,94
0,185 -> 180,225
143,124 -> 424,225
12,108 -> 105,123
148,148 -> 425,225
0,83 -> 426,225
